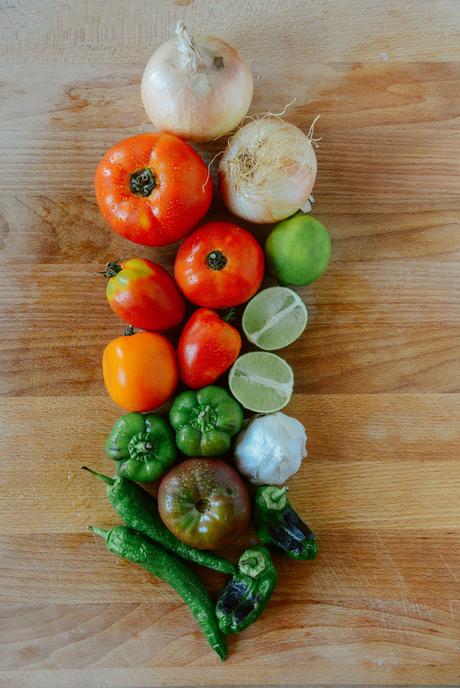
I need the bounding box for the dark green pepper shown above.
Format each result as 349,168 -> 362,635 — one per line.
254,485 -> 318,560
90,525 -> 227,661
82,467 -> 235,576
215,545 -> 276,634
105,412 -> 176,482
169,385 -> 243,457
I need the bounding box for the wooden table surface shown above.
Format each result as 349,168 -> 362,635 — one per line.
1,1 -> 460,686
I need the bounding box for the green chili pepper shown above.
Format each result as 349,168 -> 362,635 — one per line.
90,525 -> 227,660
169,385 -> 244,457
254,485 -> 318,560
105,412 -> 176,483
82,467 -> 235,575
215,545 -> 276,634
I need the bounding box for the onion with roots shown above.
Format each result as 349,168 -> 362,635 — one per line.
141,22 -> 253,143
218,117 -> 318,224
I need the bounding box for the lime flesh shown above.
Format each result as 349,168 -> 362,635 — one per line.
242,287 -> 307,350
228,352 -> 294,413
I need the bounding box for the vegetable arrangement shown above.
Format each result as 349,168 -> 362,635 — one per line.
87,21 -> 332,660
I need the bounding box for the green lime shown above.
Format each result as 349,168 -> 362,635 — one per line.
228,352 -> 294,413
242,287 -> 308,351
265,214 -> 331,286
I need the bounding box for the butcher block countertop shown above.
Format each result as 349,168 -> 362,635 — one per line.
1,1 -> 460,686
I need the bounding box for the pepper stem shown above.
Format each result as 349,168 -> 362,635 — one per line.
81,466 -> 114,486
88,525 -> 109,542
261,485 -> 288,511
239,548 -> 267,578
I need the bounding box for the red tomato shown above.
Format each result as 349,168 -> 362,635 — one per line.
103,330 -> 178,412
178,309 -> 241,388
104,258 -> 186,331
174,222 -> 264,307
158,459 -> 251,550
95,133 -> 212,247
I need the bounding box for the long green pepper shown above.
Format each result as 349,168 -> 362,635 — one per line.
82,467 -> 235,575
90,525 -> 227,660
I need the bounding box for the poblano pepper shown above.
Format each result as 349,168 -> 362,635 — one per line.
90,525 -> 227,661
215,545 -> 276,634
82,467 -> 235,575
169,385 -> 243,457
254,485 -> 318,560
105,412 -> 176,482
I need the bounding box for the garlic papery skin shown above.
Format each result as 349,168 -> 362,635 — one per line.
141,22 -> 253,143
234,413 -> 307,486
218,117 -> 317,223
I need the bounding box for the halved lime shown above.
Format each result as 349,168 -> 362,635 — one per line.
228,352 -> 294,413
242,287 -> 308,350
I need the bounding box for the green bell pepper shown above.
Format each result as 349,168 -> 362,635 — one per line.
215,545 -> 277,634
105,412 -> 176,482
169,385 -> 243,457
254,485 -> 318,560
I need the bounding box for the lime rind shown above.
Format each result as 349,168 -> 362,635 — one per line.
228,352 -> 294,413
242,287 -> 308,351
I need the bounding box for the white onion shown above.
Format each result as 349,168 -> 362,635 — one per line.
141,22 -> 253,143
218,117 -> 317,223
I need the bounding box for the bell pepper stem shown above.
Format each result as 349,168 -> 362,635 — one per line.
88,525 -> 109,542
81,466 -> 114,486
261,485 -> 288,511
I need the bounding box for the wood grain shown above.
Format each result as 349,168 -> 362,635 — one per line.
1,1 -> 460,686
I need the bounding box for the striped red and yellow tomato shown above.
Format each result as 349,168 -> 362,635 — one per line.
104,258 -> 185,331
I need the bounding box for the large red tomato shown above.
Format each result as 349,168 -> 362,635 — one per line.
174,222 -> 265,308
104,258 -> 185,331
95,133 -> 212,246
158,459 -> 251,550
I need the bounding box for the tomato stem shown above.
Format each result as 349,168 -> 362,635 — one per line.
130,168 -> 156,197
103,262 -> 122,279
206,250 -> 227,271
124,325 -> 136,336
222,308 -> 236,322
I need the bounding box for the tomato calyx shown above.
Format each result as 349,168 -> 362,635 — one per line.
222,307 -> 236,323
206,249 -> 227,271
103,261 -> 123,279
130,167 -> 156,197
196,498 -> 211,513
123,325 -> 137,336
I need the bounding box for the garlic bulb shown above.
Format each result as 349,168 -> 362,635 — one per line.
234,413 -> 307,485
141,22 -> 253,143
218,117 -> 317,223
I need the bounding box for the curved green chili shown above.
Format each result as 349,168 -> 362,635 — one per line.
82,467 -> 235,575
90,525 -> 226,660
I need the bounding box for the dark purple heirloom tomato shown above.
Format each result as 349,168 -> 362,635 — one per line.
158,459 -> 251,550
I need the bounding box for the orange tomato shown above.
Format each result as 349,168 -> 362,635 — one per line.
95,133 -> 212,247
103,331 -> 178,412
